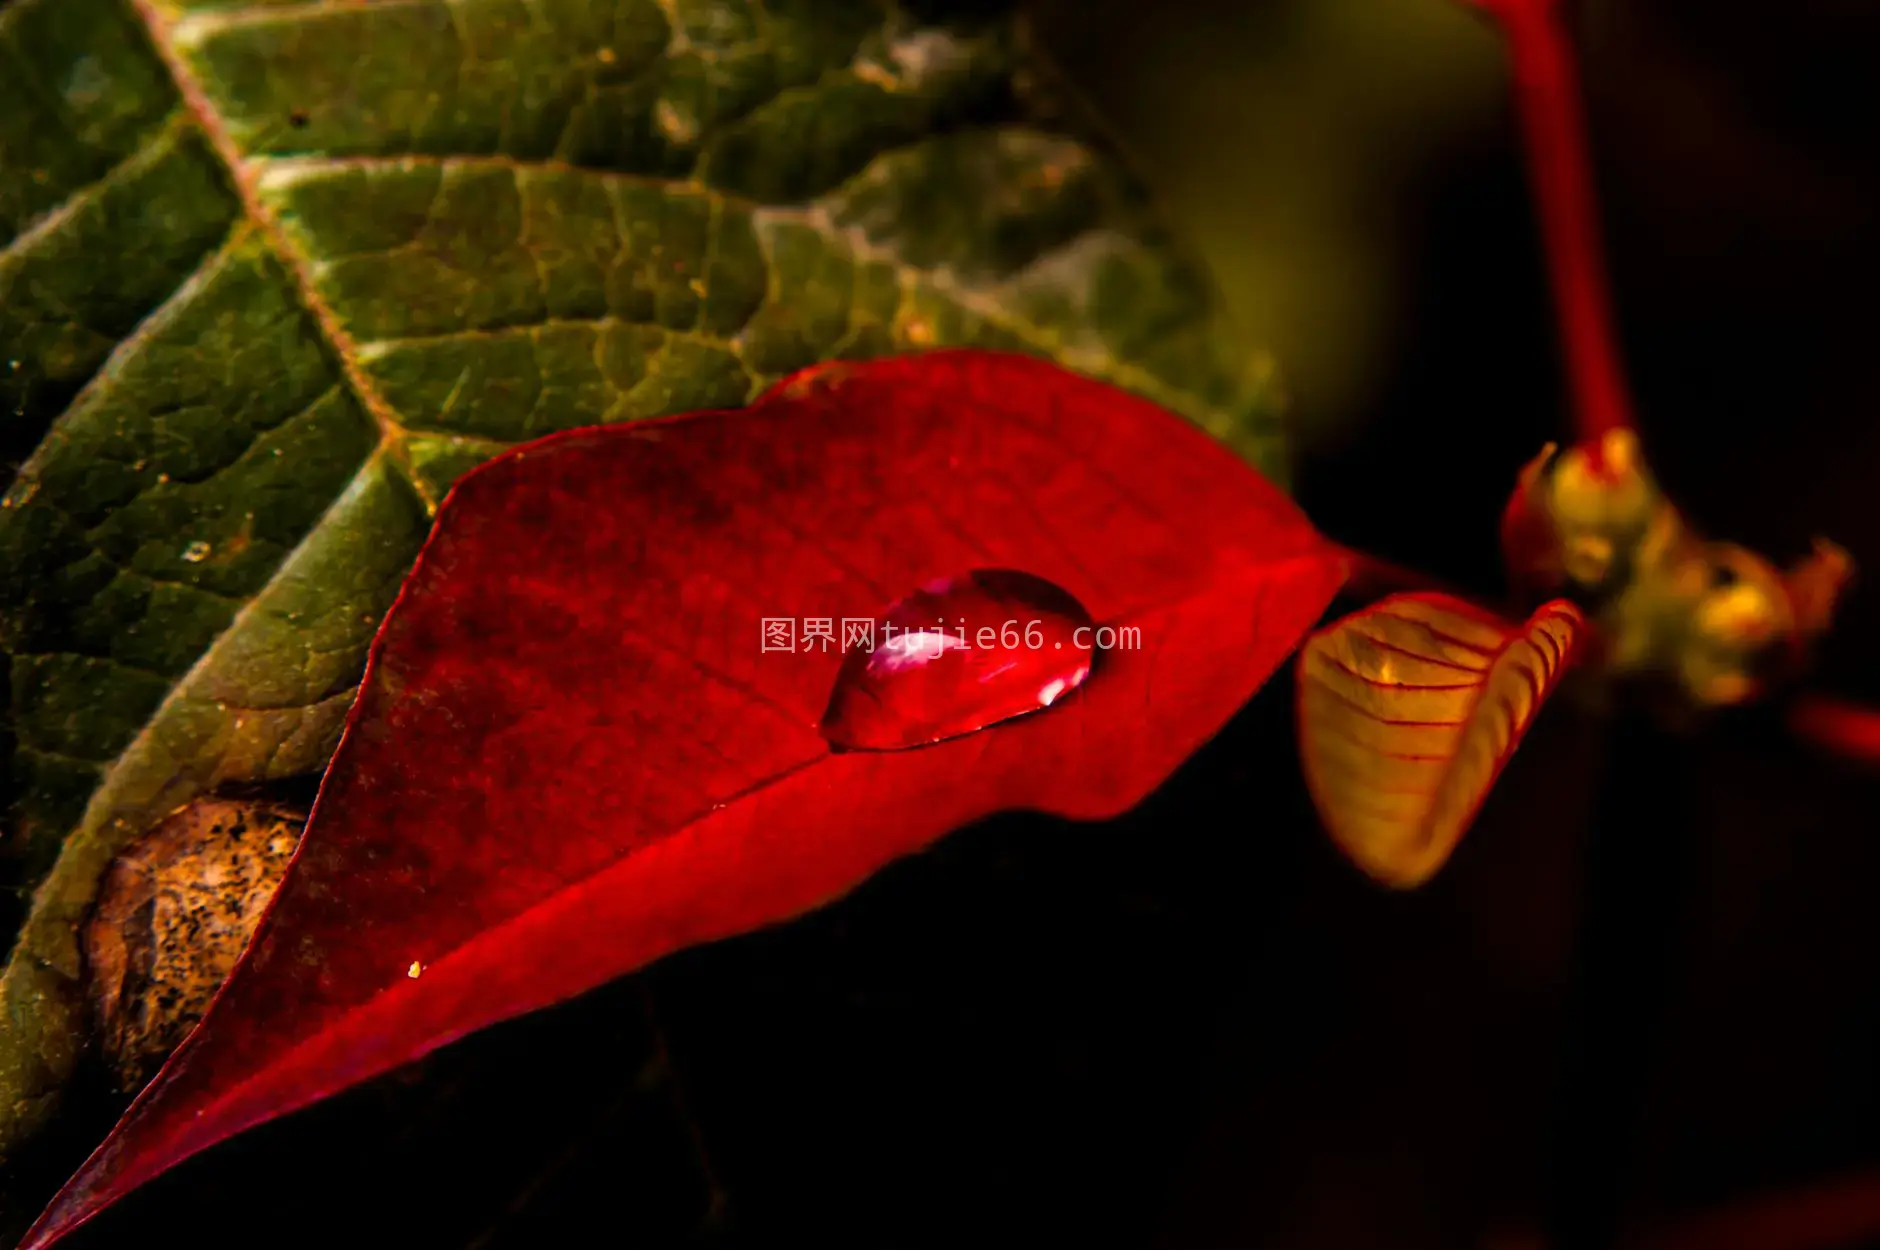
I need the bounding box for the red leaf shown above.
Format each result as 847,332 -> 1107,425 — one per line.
28,350 -> 1344,1246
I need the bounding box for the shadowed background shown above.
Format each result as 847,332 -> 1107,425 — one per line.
1032,0 -> 1880,1244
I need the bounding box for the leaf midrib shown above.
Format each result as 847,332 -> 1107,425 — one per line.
125,0 -> 409,457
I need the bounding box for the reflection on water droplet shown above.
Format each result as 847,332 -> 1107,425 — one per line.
181,540 -> 211,563
820,568 -> 1096,751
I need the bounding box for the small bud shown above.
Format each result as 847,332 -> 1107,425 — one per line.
1500,431 -> 1662,599
1499,436 -> 1856,713
1784,537 -> 1854,642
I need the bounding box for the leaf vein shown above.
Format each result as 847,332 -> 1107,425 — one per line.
127,0 -> 410,448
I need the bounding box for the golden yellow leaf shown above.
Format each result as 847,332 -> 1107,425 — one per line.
1296,593 -> 1583,887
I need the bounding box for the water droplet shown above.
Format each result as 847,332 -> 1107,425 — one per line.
181,540 -> 211,563
820,569 -> 1096,751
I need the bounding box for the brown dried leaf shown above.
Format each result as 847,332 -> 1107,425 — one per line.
83,798 -> 303,1091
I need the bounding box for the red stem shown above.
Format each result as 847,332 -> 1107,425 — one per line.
1476,0 -> 1637,448
1618,1162 -> 1880,1249
1788,694 -> 1880,767
1333,545 -> 1478,608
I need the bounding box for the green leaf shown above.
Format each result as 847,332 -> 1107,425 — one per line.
0,0 -> 1283,1162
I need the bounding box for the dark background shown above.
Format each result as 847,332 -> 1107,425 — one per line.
31,0 -> 1880,1246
